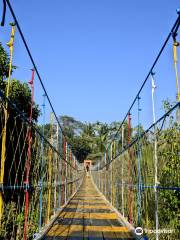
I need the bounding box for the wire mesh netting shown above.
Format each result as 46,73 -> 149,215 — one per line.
92,103 -> 180,240
0,94 -> 83,239
0,2 -> 180,240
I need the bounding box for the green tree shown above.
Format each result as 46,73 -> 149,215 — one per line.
0,42 -> 16,82
0,43 -> 40,239
158,122 -> 180,238
72,136 -> 92,163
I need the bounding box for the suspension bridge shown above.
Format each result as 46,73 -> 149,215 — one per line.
0,1 -> 180,240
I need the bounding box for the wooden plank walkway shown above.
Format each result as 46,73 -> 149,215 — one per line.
44,175 -> 136,240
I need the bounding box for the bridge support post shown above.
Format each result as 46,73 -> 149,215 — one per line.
58,130 -> 62,209
104,153 -> 107,197
110,142 -> 113,204
24,69 -> 35,240
65,142 -> 68,204
137,95 -> 142,226
47,113 -> 54,224
128,112 -> 133,224
151,72 -> 159,240
39,93 -> 46,230
121,124 -> 124,217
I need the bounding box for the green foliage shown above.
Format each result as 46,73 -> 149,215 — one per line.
0,40 -> 179,239
0,42 -> 10,81
0,202 -> 18,239
0,41 -> 40,239
53,116 -> 123,163
70,136 -> 92,162
0,42 -> 16,82
9,79 -> 40,121
158,121 -> 180,237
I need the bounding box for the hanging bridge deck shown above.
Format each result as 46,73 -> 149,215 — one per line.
44,175 -> 136,240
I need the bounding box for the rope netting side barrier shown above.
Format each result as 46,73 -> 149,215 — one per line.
0,1 -> 84,239
0,89 -> 83,239
0,87 -> 82,239
0,1 -> 180,239
92,103 -> 180,239
92,10 -> 180,240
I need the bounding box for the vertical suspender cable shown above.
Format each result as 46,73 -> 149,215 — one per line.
0,23 -> 15,224
39,94 -> 46,230
113,141 -> 116,206
110,142 -> 113,204
58,130 -> 62,208
137,95 -> 142,226
61,137 -> 66,205
70,149 -> 72,195
173,37 -> 180,101
98,162 -> 100,189
151,72 -> 159,240
65,141 -> 67,204
128,112 -> 133,224
67,145 -> 70,198
173,41 -> 180,101
104,153 -> 107,197
121,124 -> 124,217
47,113 -> 54,223
54,123 -> 58,215
173,9 -> 180,102
24,69 -> 35,240
173,36 -> 180,123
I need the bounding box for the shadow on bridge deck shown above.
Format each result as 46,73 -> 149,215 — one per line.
43,176 -> 136,240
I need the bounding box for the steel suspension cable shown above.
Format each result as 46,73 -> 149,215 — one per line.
104,10 -> 180,161
1,0 -> 6,26
4,0 -> 77,159
100,101 -> 180,171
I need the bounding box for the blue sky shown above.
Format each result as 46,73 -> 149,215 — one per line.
0,0 -> 179,126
